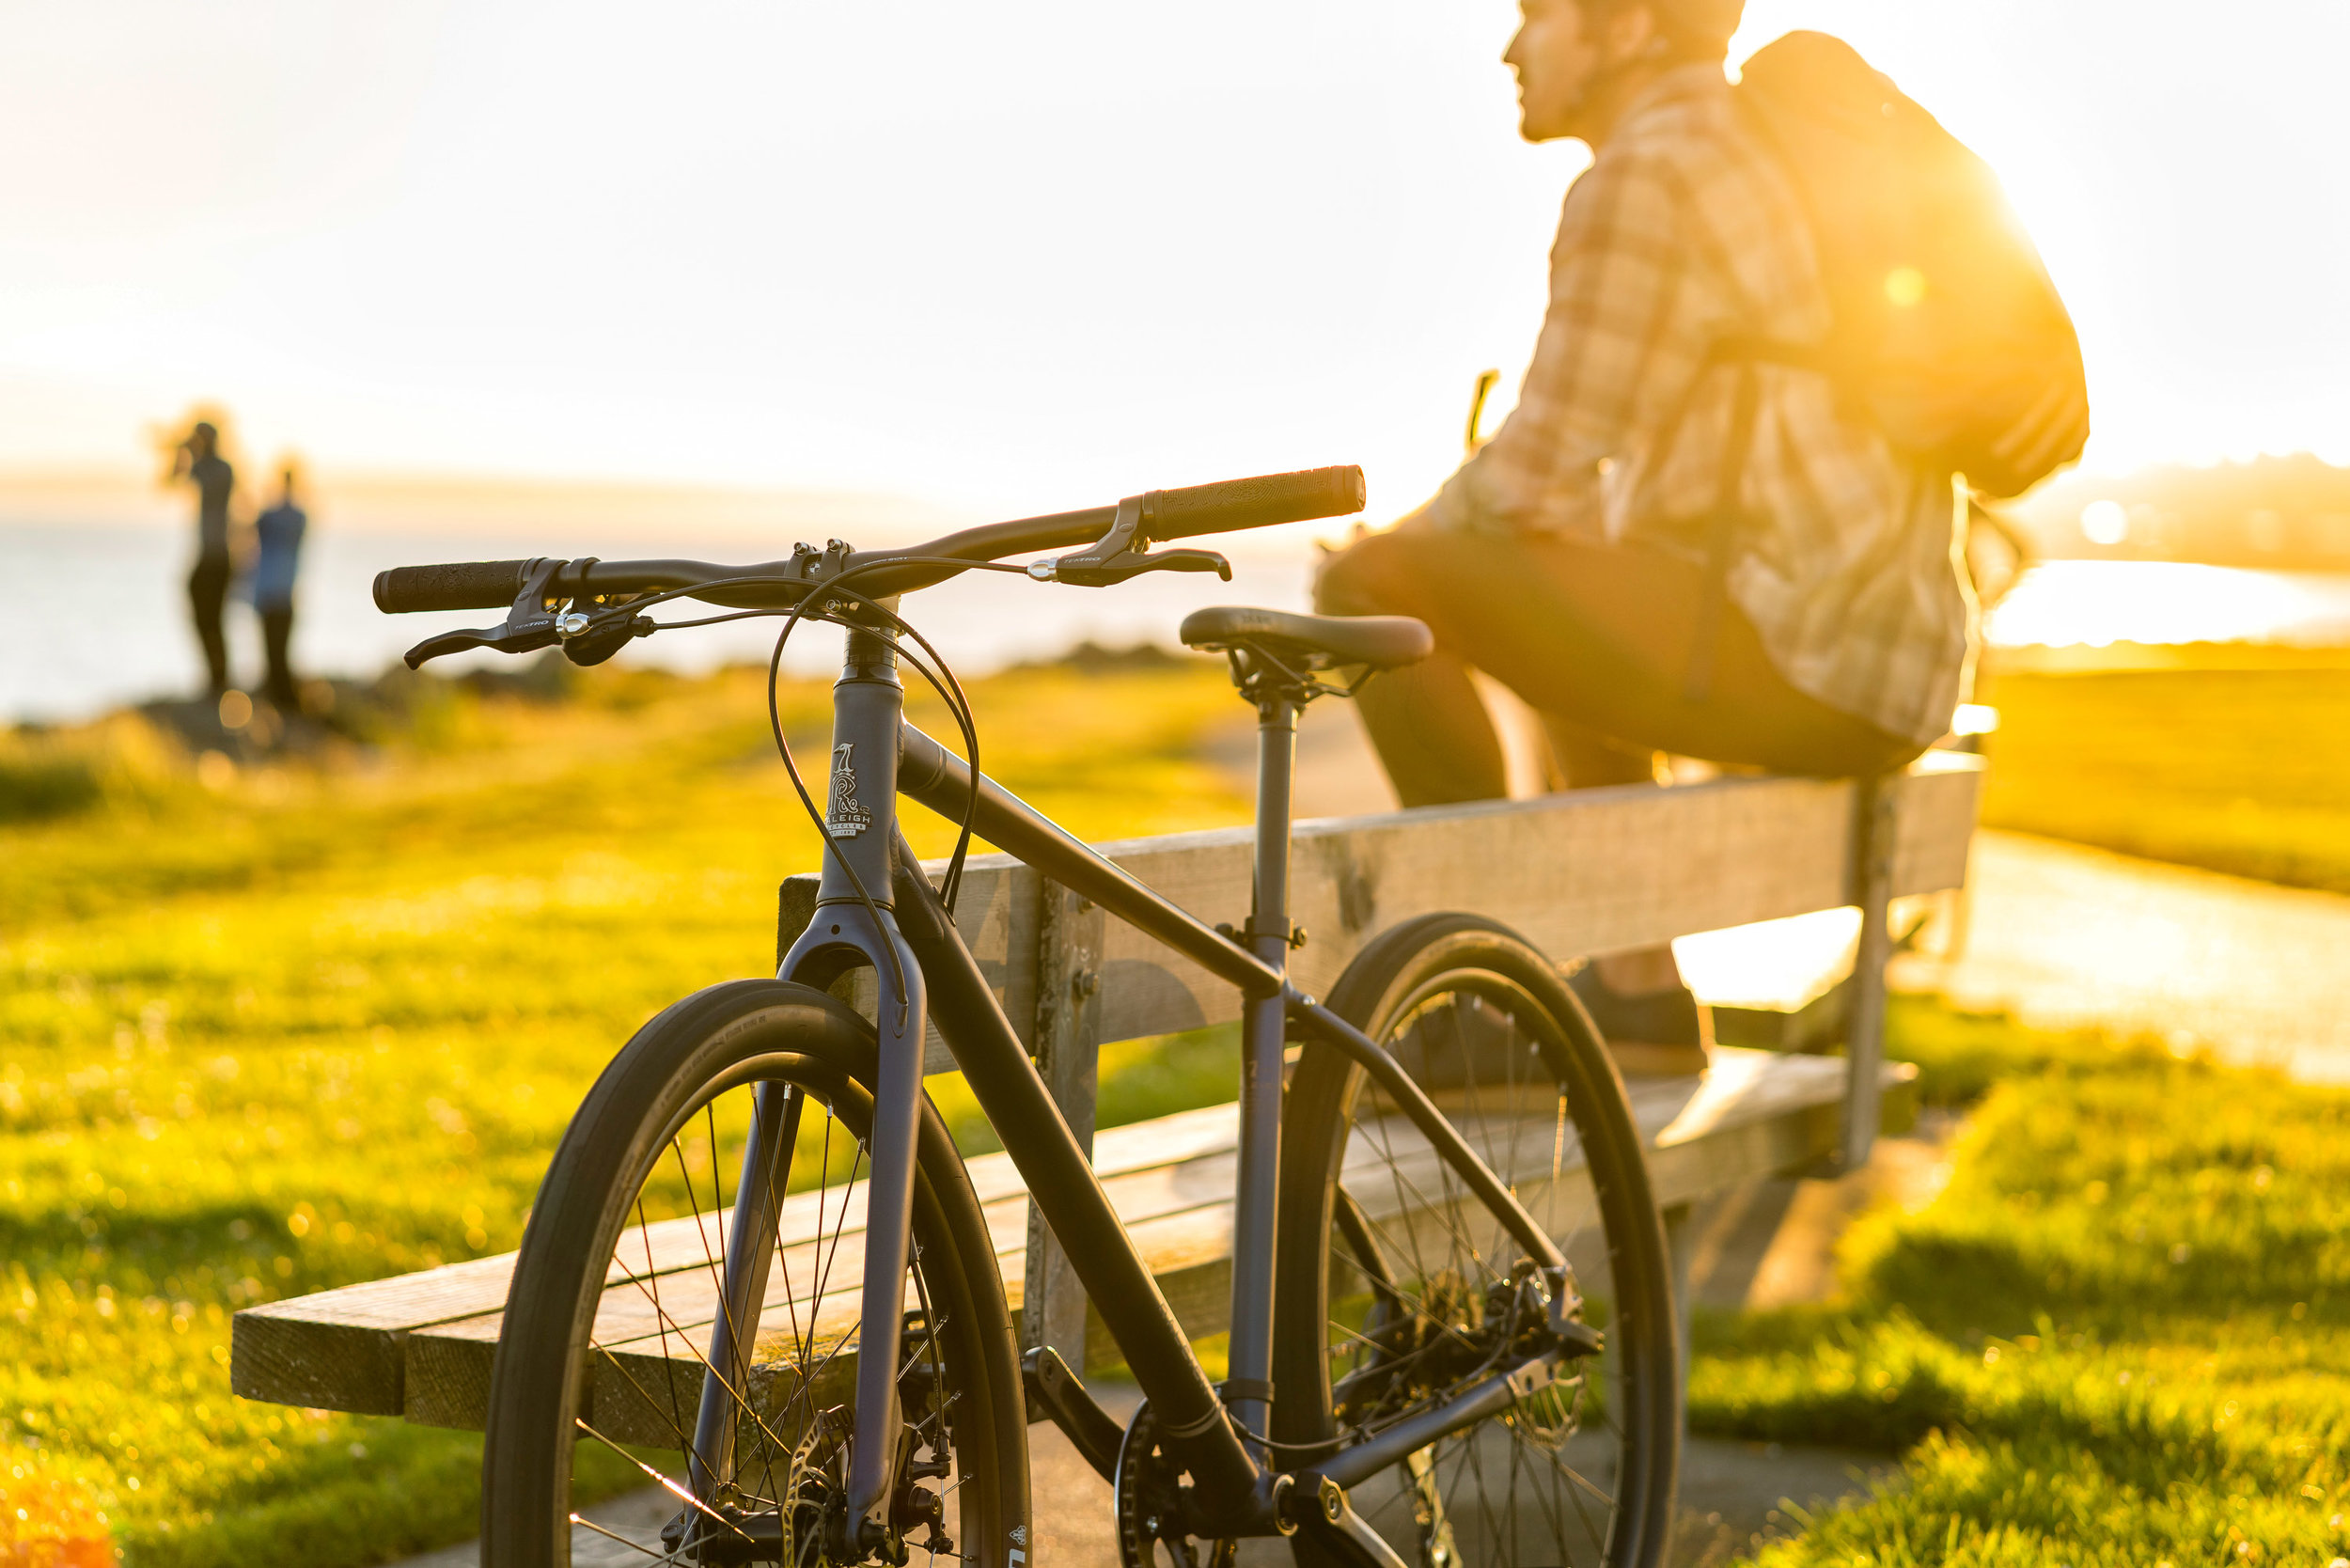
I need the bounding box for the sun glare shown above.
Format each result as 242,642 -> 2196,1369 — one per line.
1987,560 -> 2350,649
2079,499 -> 2129,545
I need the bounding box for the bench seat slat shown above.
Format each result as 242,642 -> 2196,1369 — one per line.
237,1046 -> 1916,1428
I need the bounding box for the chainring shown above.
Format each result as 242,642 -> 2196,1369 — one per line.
1111,1403 -> 1234,1568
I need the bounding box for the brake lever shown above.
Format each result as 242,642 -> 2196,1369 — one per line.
401,557 -> 569,669
1026,491 -> 1232,587
1031,546 -> 1230,588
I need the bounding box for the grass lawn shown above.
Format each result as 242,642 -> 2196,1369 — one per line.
1978,646 -> 2350,894
1,652 -> 1253,1566
1693,998 -> 2350,1565
9,643 -> 2347,1566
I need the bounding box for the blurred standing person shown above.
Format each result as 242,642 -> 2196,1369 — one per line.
251,463 -> 308,711
171,419 -> 236,694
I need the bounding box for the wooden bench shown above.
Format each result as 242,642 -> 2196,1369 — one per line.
231,752 -> 1981,1428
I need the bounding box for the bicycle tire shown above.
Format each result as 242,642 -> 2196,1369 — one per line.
480,979 -> 1030,1567
1272,915 -> 1679,1568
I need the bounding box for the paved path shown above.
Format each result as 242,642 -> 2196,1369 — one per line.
1894,829 -> 2350,1085
1271,699 -> 2350,1088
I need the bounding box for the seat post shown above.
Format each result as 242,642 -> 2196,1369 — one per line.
1226,691 -> 1296,1447
1250,694 -> 1297,956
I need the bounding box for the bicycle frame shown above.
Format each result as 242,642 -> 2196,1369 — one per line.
751,622 -> 1572,1551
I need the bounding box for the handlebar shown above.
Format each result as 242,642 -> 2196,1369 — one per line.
1148,465 -> 1366,540
372,558 -> 539,614
372,464 -> 1365,615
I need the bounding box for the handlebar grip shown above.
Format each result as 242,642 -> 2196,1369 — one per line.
1149,465 -> 1367,540
373,560 -> 532,614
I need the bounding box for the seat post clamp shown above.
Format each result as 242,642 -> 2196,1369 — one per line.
1217,1377 -> 1275,1408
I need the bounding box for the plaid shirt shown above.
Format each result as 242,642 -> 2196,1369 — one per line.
1432,64 -> 1971,748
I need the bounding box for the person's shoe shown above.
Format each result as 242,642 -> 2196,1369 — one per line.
1567,964 -> 1713,1077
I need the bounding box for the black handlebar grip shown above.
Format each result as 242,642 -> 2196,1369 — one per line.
373,560 -> 532,614
1148,465 -> 1367,540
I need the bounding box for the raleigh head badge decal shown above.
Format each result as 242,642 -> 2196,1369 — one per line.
826,742 -> 872,838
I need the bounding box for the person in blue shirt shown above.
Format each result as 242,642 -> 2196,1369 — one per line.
251,465 -> 308,711
170,420 -> 236,694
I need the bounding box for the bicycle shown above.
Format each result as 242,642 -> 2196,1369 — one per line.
374,465 -> 1679,1568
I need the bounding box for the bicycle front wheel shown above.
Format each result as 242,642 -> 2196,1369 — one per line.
1273,915 -> 1679,1568
481,979 -> 1030,1567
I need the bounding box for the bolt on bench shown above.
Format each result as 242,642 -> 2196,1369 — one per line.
231,751 -> 1980,1433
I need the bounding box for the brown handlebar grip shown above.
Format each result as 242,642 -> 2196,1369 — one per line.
373,560 -> 532,614
1147,465 -> 1367,540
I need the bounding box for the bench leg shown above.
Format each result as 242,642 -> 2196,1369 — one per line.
1842,772 -> 1898,1172
1024,889 -> 1105,1372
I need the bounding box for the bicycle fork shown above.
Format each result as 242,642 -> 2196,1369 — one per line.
698,621 -> 934,1560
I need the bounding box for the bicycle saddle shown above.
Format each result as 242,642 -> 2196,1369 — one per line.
1177,605 -> 1434,671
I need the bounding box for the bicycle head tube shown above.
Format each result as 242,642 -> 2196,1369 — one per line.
815,619 -> 903,913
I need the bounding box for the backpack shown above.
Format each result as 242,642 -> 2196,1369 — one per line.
1730,31 -> 2089,498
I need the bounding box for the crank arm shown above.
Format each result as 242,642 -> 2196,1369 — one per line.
1022,1345 -> 1123,1482
1288,1476 -> 1410,1568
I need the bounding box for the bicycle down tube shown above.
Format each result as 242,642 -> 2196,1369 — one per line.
894,720 -> 1572,1279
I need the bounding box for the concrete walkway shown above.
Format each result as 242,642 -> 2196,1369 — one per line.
1271,697 -> 2350,1088
1895,829 -> 2350,1085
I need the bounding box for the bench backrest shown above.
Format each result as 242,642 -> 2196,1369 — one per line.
784,752 -> 1983,1071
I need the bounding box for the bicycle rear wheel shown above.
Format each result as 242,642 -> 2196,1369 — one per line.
1273,915 -> 1679,1568
481,979 -> 1030,1567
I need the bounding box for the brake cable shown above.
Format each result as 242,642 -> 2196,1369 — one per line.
757,559 -> 1015,1020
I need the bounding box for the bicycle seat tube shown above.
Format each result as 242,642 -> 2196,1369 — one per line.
1227,688 -> 1297,1446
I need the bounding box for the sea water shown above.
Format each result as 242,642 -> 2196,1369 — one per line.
10,517 -> 2350,726
0,517 -> 1320,725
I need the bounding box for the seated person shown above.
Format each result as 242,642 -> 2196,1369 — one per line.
1317,0 -> 1970,1066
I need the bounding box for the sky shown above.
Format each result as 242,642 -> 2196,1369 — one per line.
2,0 -> 2345,529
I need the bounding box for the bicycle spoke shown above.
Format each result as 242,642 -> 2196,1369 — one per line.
589,1341 -> 728,1497
1355,1096 -> 1502,1285
573,1417 -> 751,1543
569,1510 -> 684,1563
632,1197 -> 694,1450
1308,963 -> 1660,1568
595,1274 -> 809,1486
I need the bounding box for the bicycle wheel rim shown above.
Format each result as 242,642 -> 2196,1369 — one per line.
481,980 -> 1026,1568
1275,921 -> 1677,1568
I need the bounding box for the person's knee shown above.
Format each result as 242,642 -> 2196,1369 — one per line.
1314,529 -> 1413,618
